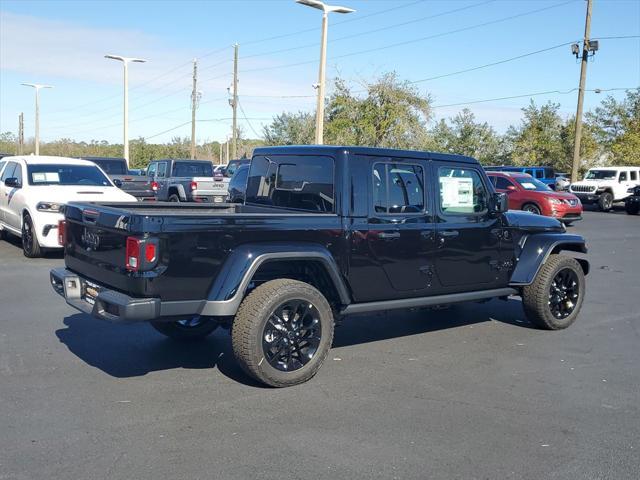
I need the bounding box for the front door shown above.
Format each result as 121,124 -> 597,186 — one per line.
432,162 -> 507,293
364,157 -> 437,300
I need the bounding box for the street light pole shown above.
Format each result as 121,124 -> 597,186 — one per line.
296,0 -> 354,145
21,83 -> 53,155
105,54 -> 147,167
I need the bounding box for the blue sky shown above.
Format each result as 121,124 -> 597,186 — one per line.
1,0 -> 639,145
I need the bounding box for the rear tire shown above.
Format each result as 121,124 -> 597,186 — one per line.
150,316 -> 218,341
625,202 -> 639,215
598,192 -> 613,212
231,279 -> 334,388
522,254 -> 585,330
22,214 -> 42,258
522,203 -> 541,215
168,194 -> 180,202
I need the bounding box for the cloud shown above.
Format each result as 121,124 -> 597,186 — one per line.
0,11 -> 193,87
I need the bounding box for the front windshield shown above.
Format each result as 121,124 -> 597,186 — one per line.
27,164 -> 112,186
515,177 -> 551,192
585,169 -> 617,180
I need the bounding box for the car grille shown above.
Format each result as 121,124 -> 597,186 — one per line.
571,185 -> 596,193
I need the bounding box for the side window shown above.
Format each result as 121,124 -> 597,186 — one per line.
1,162 -> 16,182
372,162 -> 425,214
524,169 -> 534,176
630,171 -> 638,181
438,166 -> 489,215
13,163 -> 23,184
535,170 -> 544,179
147,163 -> 157,177
156,162 -> 167,178
245,155 -> 334,213
495,176 -> 514,191
619,171 -> 627,182
0,161 -> 5,176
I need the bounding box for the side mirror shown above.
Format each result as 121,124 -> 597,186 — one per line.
491,192 -> 508,213
4,177 -> 21,188
113,179 -> 123,188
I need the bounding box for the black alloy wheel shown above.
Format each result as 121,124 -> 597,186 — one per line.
262,300 -> 322,372
22,215 -> 42,258
548,268 -> 580,319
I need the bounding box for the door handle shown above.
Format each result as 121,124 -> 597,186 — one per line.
439,230 -> 459,238
378,231 -> 400,240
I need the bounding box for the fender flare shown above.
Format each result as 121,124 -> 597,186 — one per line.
168,184 -> 187,201
509,233 -> 589,286
200,242 -> 351,317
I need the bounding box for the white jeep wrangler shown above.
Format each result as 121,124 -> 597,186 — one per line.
569,166 -> 640,211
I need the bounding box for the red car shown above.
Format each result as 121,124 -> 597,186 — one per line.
487,172 -> 583,224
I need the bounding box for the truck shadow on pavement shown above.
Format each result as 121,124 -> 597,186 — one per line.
56,298 -> 532,387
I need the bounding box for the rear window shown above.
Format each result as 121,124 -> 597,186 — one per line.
27,164 -> 111,186
89,159 -> 127,175
172,161 -> 213,177
246,155 -> 334,213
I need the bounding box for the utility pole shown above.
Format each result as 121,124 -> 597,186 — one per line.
190,58 -> 198,159
231,44 -> 239,159
219,142 -> 223,164
18,113 -> 24,155
571,0 -> 594,183
225,136 -> 230,164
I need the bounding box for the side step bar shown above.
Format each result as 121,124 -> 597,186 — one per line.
340,288 -> 518,315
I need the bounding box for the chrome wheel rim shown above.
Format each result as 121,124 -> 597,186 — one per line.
262,300 -> 322,372
548,268 -> 580,319
524,205 -> 540,215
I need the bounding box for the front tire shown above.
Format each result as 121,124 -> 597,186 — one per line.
22,214 -> 42,258
232,279 -> 334,387
598,192 -> 613,211
150,316 -> 218,341
625,202 -> 639,215
522,254 -> 585,330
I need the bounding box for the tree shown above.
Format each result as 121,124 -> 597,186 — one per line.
429,109 -> 503,164
506,100 -> 566,168
326,73 -> 431,149
263,111 -> 315,145
587,89 -> 640,166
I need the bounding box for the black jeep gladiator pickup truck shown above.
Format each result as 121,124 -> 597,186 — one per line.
51,146 -> 589,387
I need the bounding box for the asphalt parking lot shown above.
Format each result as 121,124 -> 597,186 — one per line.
1,208 -> 638,480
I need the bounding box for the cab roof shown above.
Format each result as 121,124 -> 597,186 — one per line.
1,155 -> 96,166
252,145 -> 479,164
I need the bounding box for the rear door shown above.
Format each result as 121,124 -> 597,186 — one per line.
0,162 -> 18,228
363,156 -> 437,299
155,161 -> 169,199
432,161 -> 506,293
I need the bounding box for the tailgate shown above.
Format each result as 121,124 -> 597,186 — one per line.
194,176 -> 227,194
114,175 -> 154,197
63,204 -> 147,295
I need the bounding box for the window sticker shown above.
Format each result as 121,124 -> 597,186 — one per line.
520,182 -> 537,190
441,176 -> 473,208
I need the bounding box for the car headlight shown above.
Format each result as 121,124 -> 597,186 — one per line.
36,202 -> 63,212
548,198 -> 563,205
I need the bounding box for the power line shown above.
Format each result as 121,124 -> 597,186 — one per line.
240,0 -> 493,61
240,0 -> 577,73
238,99 -> 262,138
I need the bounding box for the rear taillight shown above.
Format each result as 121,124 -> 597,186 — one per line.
57,220 -> 66,246
190,181 -> 197,191
125,237 -> 140,271
125,237 -> 159,272
151,181 -> 159,192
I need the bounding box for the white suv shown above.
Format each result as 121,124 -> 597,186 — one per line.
0,156 -> 136,257
569,166 -> 640,211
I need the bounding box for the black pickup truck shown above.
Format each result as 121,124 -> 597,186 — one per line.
51,146 -> 589,387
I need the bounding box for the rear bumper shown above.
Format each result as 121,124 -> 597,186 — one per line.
50,268 -> 161,323
49,267 -> 231,323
